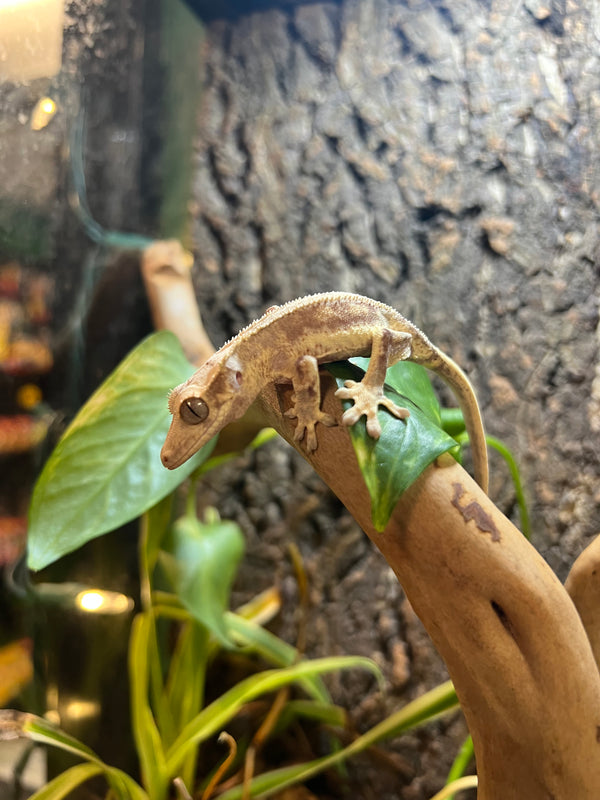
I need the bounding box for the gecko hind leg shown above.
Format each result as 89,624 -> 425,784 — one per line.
285,355 -> 336,451
335,328 -> 412,439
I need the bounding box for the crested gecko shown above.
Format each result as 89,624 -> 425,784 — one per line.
161,292 -> 488,493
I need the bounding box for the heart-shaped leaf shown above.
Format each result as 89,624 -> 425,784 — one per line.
161,513 -> 245,647
28,332 -> 215,571
329,359 -> 457,531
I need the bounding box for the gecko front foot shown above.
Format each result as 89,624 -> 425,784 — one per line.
335,380 -> 410,439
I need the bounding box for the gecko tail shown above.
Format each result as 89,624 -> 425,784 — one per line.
433,354 -> 489,494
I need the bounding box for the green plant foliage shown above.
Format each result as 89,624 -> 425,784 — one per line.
216,679 -> 459,799
0,659 -> 382,800
161,512 -> 245,647
27,332 -> 216,571
26,763 -> 105,800
18,334 -> 479,800
445,734 -> 475,800
163,656 -> 383,776
0,711 -> 149,800
328,359 -> 457,532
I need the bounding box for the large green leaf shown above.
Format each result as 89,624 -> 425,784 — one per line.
28,332 -> 216,571
161,513 -> 245,647
328,359 -> 457,532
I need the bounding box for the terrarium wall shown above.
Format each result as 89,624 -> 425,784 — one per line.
186,0 -> 600,797
2,0 -> 599,797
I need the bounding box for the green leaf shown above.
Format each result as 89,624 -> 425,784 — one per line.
166,623 -> 209,728
27,763 -> 105,800
328,360 -> 457,532
275,699 -> 347,731
373,358 -> 443,426
4,712 -> 98,763
216,680 -> 459,799
165,656 -> 382,775
27,332 -> 216,571
446,734 -> 474,799
161,513 -> 245,647
440,406 -> 467,437
149,602 -> 334,706
0,712 -> 149,800
129,613 -> 169,800
223,612 -> 332,704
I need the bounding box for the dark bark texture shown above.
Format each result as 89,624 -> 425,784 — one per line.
187,0 -> 600,796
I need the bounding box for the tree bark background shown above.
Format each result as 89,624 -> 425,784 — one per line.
185,1 -> 600,797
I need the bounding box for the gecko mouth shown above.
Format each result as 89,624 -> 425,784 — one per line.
160,438 -> 197,470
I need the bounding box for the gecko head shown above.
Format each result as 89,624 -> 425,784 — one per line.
161,354 -> 249,469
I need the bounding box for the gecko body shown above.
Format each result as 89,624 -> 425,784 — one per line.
161,292 -> 488,493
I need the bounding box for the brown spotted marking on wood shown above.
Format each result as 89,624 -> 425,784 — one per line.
451,482 -> 501,542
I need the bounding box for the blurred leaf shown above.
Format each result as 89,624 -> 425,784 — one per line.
217,680 -> 459,799
275,699 -> 347,731
28,332 -> 216,571
224,612 -> 331,704
27,763 -> 105,800
328,360 -> 456,531
0,639 -> 33,706
0,712 -> 149,800
150,602 -> 334,706
129,613 -> 169,799
446,734 -> 475,800
429,776 -> 478,800
165,657 -> 382,775
161,513 -> 245,647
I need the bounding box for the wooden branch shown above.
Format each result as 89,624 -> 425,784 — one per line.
140,259 -> 600,796
257,375 -> 600,799
141,240 -> 215,366
565,535 -> 600,671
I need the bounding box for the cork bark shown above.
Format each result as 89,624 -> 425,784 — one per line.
181,1 -> 600,795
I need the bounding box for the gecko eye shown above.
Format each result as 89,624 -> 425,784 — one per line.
180,397 -> 209,425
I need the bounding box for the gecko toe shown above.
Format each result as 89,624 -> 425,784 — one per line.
305,429 -> 318,451
379,397 -> 410,420
319,412 -> 336,428
365,416 -> 382,439
340,406 -> 361,427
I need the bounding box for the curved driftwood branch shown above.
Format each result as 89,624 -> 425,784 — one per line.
565,535 -> 600,671
256,376 -> 600,799
141,259 -> 600,796
141,240 -> 215,366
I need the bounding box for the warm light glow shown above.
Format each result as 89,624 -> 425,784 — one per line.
16,383 -> 42,409
30,95 -> 58,130
75,589 -> 134,615
77,591 -> 104,611
63,699 -> 100,722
